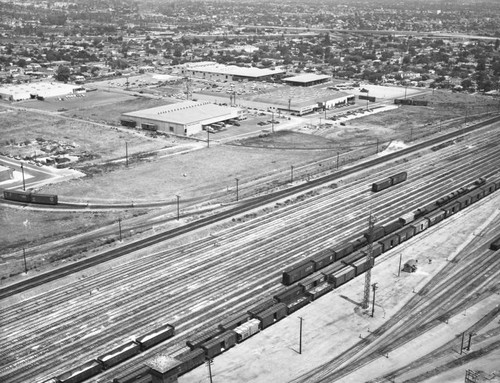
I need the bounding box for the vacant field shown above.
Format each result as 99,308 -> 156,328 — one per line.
0,108 -> 174,164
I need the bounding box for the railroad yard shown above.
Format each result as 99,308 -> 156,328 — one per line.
1,111 -> 500,383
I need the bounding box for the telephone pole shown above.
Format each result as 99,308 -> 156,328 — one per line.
362,213 -> 377,309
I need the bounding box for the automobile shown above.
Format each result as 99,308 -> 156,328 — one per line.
257,121 -> 268,126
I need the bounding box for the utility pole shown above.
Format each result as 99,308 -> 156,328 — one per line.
271,111 -> 275,133
20,162 -> 25,191
118,218 -> 122,241
298,317 -> 303,354
125,142 -> 128,168
398,253 -> 402,277
336,152 -> 339,169
176,195 -> 180,221
235,178 -> 239,201
290,165 -> 294,183
207,129 -> 210,148
22,247 -> 27,274
376,138 -> 379,154
371,283 -> 378,317
362,213 -> 377,309
207,359 -> 214,383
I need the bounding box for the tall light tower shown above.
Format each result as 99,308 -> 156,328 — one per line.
362,212 -> 377,309
184,76 -> 192,100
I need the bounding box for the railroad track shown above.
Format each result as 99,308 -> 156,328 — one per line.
1,120 -> 500,382
1,116 -> 499,301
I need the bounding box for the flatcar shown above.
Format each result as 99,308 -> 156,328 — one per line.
135,324 -> 175,350
56,360 -> 102,383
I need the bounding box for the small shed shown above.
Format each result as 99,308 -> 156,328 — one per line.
403,259 -> 418,273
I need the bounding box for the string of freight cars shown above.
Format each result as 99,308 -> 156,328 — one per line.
43,176 -> 500,383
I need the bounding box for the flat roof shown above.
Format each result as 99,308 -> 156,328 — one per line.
184,63 -> 286,78
283,74 -> 331,83
251,87 -> 354,108
122,101 -> 238,125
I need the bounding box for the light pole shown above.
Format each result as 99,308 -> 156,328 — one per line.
207,359 -> 214,383
22,247 -> 28,274
298,317 -> 303,354
176,195 -> 180,221
125,142 -> 128,167
118,218 -> 122,241
20,162 -> 25,191
371,283 -> 378,317
290,165 -> 294,183
235,178 -> 239,201
207,129 -> 210,148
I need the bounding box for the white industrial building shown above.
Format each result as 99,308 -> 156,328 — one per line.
181,62 -> 286,82
0,82 -> 84,101
121,101 -> 244,136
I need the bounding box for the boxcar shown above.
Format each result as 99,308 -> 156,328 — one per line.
255,303 -> 288,329
57,360 -> 102,383
330,265 -> 356,288
383,219 -> 403,236
30,193 -> 58,205
363,225 -> 385,242
200,331 -> 237,359
186,327 -> 222,350
378,234 -> 400,253
218,312 -> 250,332
310,249 -> 335,270
3,189 -> 31,203
274,285 -> 305,304
425,209 -> 446,227
468,189 -> 485,203
305,282 -> 334,301
411,217 -> 430,234
456,194 -> 472,209
372,178 -> 392,192
298,272 -> 326,290
282,259 -> 315,286
399,212 -> 415,225
490,235 -> 500,251
334,242 -> 354,261
352,257 -> 374,276
395,226 -> 416,243
441,201 -> 461,218
247,298 -> 277,317
97,341 -> 140,369
390,171 -> 407,185
233,318 -> 260,343
135,324 -> 175,350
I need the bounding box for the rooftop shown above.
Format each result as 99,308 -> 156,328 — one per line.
283,73 -> 331,84
122,100 -> 238,125
184,62 -> 286,78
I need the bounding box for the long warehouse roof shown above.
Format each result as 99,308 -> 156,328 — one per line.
122,101 -> 237,125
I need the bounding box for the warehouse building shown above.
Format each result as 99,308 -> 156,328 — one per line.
0,82 -> 84,101
121,101 -> 243,136
282,74 -> 331,87
181,62 -> 286,82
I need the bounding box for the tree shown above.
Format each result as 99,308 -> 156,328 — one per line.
55,65 -> 71,82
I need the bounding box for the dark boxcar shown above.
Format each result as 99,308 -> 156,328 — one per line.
30,193 -> 58,205
399,212 -> 415,225
135,324 -> 175,350
286,296 -> 311,314
320,263 -> 345,283
331,265 -> 356,288
441,201 -> 461,218
371,243 -> 383,258
383,219 -> 403,236
218,312 -> 250,331
457,194 -> 472,209
413,202 -> 436,218
298,272 -> 326,290
186,327 -> 222,350
378,234 -> 400,253
371,178 -> 392,192
305,282 -> 334,301
411,217 -> 430,234
57,360 -> 102,383
97,341 -> 140,369
490,235 -> 500,251
395,226 -> 416,243
176,348 -> 205,376
425,209 -> 446,227
390,171 -> 407,185
274,285 -> 305,304
363,225 -> 385,242
3,189 -> 31,203
201,331 -> 237,359
481,182 -> 497,197
468,189 -> 485,203
351,235 -> 368,251
255,303 -> 288,329
310,249 -> 335,270
247,298 -> 277,317
495,180 -> 500,190
112,365 -> 151,383
341,250 -> 366,266
352,257 -> 374,276
334,242 -> 354,261
282,259 -> 315,286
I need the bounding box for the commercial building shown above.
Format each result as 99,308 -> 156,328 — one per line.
181,62 -> 286,82
121,100 -> 244,136
282,74 -> 331,87
0,82 -> 84,101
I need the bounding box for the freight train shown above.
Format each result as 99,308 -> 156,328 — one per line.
41,176 -> 500,383
3,189 -> 58,205
371,171 -> 407,192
